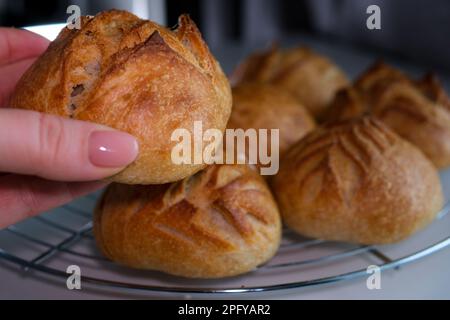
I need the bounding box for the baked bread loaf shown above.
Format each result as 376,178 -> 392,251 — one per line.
227,83 -> 316,167
231,46 -> 348,119
272,117 -> 443,244
325,62 -> 450,168
10,10 -> 232,184
94,164 -> 282,278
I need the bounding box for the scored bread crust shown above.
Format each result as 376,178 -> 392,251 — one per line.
10,10 -> 232,184
231,46 -> 349,120
325,62 -> 450,168
272,117 -> 443,244
94,164 -> 282,278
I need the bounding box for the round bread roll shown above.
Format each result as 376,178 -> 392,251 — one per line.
94,164 -> 282,278
272,117 -> 443,244
231,46 -> 348,119
10,10 -> 232,184
227,83 -> 316,168
325,62 -> 450,168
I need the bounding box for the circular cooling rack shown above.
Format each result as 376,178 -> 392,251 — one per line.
1,169 -> 450,297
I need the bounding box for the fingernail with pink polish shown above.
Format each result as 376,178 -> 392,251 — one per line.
89,131 -> 139,168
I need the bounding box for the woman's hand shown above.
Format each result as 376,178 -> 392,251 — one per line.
0,28 -> 139,228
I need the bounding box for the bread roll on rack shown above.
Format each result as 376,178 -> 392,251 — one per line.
325,62 -> 450,168
232,46 -> 348,120
11,10 -> 232,184
94,164 -> 282,278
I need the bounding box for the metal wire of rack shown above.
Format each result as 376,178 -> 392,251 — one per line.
1,190 -> 450,296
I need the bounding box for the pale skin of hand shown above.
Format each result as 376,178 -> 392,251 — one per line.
0,28 -> 139,228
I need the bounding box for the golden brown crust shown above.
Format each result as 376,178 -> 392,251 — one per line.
227,83 -> 316,162
324,62 -> 450,168
94,164 -> 282,278
10,10 -> 232,184
324,87 -> 369,123
272,117 -> 443,244
231,46 -> 348,119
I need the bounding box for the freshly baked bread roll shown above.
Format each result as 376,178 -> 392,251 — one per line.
272,117 -> 443,244
325,62 -> 450,168
94,164 -> 282,278
10,10 -> 232,184
231,46 -> 348,119
228,82 -> 316,163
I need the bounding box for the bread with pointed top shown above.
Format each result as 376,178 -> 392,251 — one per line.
325,62 -> 450,168
10,10 -> 232,184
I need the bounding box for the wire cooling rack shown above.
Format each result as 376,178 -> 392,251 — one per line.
1,184 -> 450,297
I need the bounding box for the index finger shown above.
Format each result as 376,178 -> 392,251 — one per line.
0,28 -> 49,66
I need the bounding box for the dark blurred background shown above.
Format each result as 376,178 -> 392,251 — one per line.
0,0 -> 449,71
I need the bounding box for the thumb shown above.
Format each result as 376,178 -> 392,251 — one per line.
0,109 -> 139,181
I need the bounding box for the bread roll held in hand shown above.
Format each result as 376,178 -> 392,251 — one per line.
227,83 -> 316,168
10,10 -> 232,184
231,46 -> 348,119
94,164 -> 282,278
325,62 -> 450,168
272,117 -> 443,245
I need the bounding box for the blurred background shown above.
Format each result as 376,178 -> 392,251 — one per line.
0,0 -> 449,72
